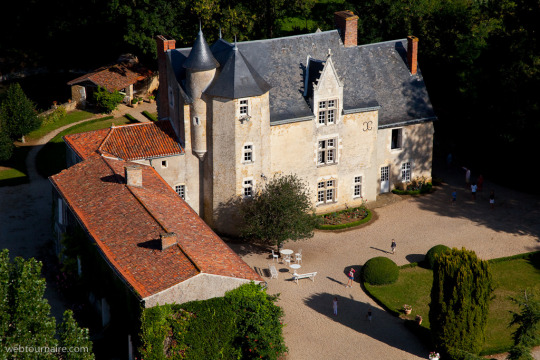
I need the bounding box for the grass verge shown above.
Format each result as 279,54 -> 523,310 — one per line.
27,110 -> 96,141
36,116 -> 129,178
0,146 -> 31,186
363,253 -> 540,355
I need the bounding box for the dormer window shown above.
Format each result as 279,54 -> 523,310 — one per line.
318,99 -> 337,125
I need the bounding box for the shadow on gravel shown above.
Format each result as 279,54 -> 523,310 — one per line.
304,292 -> 428,357
406,254 -> 425,264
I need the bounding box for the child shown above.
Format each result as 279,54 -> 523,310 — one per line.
366,308 -> 372,322
333,297 -> 338,316
391,239 -> 397,254
346,268 -> 355,288
490,190 -> 495,209
451,190 -> 457,205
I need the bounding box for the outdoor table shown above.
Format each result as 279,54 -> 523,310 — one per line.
289,264 -> 301,274
280,249 -> 293,264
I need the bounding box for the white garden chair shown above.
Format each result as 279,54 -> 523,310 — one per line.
271,250 -> 279,262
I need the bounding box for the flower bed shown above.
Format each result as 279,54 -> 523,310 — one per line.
316,206 -> 372,230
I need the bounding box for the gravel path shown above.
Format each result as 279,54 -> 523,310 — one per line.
233,165 -> 540,359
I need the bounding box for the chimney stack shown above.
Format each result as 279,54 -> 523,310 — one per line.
160,232 -> 178,250
334,10 -> 359,47
156,35 -> 176,120
125,165 -> 142,187
407,36 -> 419,75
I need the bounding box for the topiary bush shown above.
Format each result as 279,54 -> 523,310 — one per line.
426,245 -> 450,269
362,256 -> 399,285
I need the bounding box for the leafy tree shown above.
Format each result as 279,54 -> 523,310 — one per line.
240,174 -> 319,249
507,290 -> 540,360
93,86 -> 124,113
0,125 -> 13,161
58,310 -> 95,360
429,248 -> 493,356
0,249 -> 57,360
0,83 -> 41,143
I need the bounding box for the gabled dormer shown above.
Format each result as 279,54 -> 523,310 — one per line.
304,52 -> 344,127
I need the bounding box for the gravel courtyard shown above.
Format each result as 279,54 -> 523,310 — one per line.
233,167 -> 540,360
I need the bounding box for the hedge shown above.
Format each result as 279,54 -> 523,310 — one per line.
392,183 -> 433,195
362,256 -> 399,285
316,208 -> 372,230
124,114 -> 137,123
142,111 -> 158,122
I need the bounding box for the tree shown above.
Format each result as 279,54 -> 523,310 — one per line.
0,249 -> 94,360
507,290 -> 540,360
429,247 -> 493,356
0,83 -> 41,143
58,310 -> 95,360
240,174 -> 319,249
93,86 -> 124,113
0,124 -> 13,161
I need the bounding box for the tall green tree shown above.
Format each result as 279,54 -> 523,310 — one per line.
429,248 -> 493,356
0,124 -> 13,161
240,174 -> 319,249
0,83 -> 41,143
507,290 -> 540,360
58,310 -> 95,360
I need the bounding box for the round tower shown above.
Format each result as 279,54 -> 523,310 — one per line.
183,29 -> 219,160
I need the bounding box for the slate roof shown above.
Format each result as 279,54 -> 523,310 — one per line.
205,45 -> 272,99
64,122 -> 184,162
182,30 -> 219,71
50,156 -> 262,299
67,62 -> 153,92
169,30 -> 435,125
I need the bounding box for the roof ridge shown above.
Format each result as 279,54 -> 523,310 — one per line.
97,126 -> 115,155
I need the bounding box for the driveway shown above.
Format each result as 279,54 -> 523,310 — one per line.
233,164 -> 540,359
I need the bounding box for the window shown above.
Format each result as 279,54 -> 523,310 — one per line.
239,99 -> 249,116
318,99 -> 337,125
175,185 -> 186,199
58,198 -> 64,225
317,179 -> 337,204
161,160 -> 167,168
401,162 -> 411,182
353,176 -> 362,198
168,86 -> 174,108
391,128 -> 403,150
243,144 -> 253,163
318,138 -> 337,165
243,179 -> 253,197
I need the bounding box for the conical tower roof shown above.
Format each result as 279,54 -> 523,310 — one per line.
205,45 -> 271,99
183,30 -> 219,71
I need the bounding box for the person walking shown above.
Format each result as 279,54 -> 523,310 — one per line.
451,190 -> 457,205
463,167 -> 471,188
471,183 -> 477,201
477,174 -> 484,192
333,297 -> 338,316
490,190 -> 495,209
366,308 -> 372,322
391,239 -> 397,254
346,268 -> 355,288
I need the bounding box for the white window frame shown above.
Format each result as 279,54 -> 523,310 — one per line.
175,184 -> 186,200
238,99 -> 250,117
317,98 -> 338,126
401,162 -> 412,182
391,128 -> 403,150
353,176 -> 362,198
317,138 -> 338,166
317,179 -> 337,205
242,178 -> 254,198
242,143 -> 254,164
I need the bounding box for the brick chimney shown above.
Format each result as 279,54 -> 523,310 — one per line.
160,232 -> 178,250
407,36 -> 419,75
334,10 -> 359,47
156,35 -> 176,120
125,165 -> 142,187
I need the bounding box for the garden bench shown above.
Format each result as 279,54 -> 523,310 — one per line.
269,265 -> 278,279
293,272 -> 317,284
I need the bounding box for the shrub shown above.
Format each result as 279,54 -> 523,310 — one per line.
426,244 -> 450,269
142,111 -> 157,122
93,86 -> 124,113
41,106 -> 67,126
124,114 -> 137,123
362,256 -> 399,285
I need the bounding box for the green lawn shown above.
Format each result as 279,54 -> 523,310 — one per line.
364,255 -> 540,355
36,116 -> 132,178
26,110 -> 96,141
0,146 -> 31,186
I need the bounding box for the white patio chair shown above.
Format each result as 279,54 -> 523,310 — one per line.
284,255 -> 291,266
295,253 -> 302,265
271,250 -> 279,262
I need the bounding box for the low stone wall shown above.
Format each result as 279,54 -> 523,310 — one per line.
40,100 -> 77,117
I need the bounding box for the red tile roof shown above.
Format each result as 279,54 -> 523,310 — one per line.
50,156 -> 262,299
64,122 -> 184,162
67,62 -> 153,93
